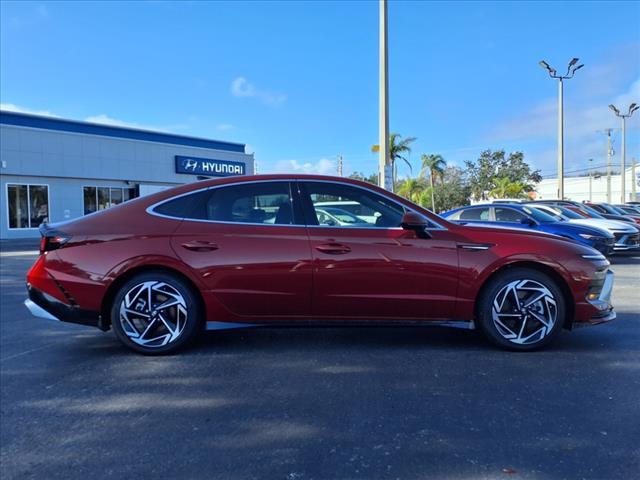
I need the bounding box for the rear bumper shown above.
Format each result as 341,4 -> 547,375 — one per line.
25,284 -> 107,330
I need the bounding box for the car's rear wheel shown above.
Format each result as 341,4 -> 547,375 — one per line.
476,268 -> 565,351
110,271 -> 202,355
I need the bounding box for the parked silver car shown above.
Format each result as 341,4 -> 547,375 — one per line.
529,204 -> 640,252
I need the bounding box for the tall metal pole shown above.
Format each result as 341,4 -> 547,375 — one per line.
538,59 -> 583,200
609,103 -> 638,203
606,129 -> 613,203
378,0 -> 391,191
621,116 -> 626,203
632,158 -> 637,200
588,158 -> 593,201
557,78 -> 564,200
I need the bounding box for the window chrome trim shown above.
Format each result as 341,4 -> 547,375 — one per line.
146,178 -> 448,231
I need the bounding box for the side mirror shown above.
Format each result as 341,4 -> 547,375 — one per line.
401,212 -> 432,239
520,217 -> 536,227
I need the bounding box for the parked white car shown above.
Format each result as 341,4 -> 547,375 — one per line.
529,204 -> 640,251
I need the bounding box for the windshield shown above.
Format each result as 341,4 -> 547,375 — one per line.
598,204 -> 622,215
321,207 -> 367,224
608,205 -> 631,215
580,204 -> 606,219
521,206 -> 557,223
553,205 -> 583,219
531,206 -> 566,221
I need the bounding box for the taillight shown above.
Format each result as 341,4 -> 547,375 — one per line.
40,233 -> 70,254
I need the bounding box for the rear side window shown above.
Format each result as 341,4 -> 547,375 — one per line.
153,182 -> 296,225
208,182 -> 294,225
459,208 -> 490,221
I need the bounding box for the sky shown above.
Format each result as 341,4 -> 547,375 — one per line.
1,0 -> 639,179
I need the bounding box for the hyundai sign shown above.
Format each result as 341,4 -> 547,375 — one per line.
175,155 -> 246,177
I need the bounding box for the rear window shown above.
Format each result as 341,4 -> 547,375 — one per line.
153,190 -> 212,218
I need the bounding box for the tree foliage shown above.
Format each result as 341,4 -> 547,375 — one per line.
464,150 -> 541,201
397,177 -> 427,203
488,177 -> 528,199
348,171 -> 378,185
420,154 -> 447,211
372,133 -> 416,183
397,166 -> 471,213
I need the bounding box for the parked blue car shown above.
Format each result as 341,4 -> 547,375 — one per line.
442,203 -> 615,256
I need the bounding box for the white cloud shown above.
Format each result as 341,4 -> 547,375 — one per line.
0,105 -> 188,133
0,103 -> 59,117
230,77 -> 286,106
83,114 -> 187,132
271,158 -> 336,175
492,78 -> 640,143
487,44 -> 640,174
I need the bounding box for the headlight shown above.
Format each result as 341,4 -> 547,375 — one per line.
581,253 -> 607,261
579,233 -> 601,240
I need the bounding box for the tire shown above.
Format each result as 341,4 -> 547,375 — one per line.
476,268 -> 566,351
110,271 -> 202,355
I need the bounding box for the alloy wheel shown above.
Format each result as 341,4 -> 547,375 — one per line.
119,281 -> 188,348
491,279 -> 557,345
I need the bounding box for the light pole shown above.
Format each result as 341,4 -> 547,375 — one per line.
609,103 -> 639,203
378,0 -> 391,191
539,58 -> 584,200
588,158 -> 593,201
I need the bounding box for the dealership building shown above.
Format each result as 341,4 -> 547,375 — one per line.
0,111 -> 254,239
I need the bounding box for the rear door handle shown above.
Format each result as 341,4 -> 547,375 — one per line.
315,243 -> 351,255
181,241 -> 219,252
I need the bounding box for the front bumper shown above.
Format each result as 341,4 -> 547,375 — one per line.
579,270 -> 616,326
25,284 -> 106,330
612,232 -> 640,251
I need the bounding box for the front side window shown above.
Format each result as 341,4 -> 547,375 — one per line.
494,207 -> 526,222
302,182 -> 405,228
7,184 -> 49,229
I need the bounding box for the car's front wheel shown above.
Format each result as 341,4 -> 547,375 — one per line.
110,271 -> 202,355
476,268 -> 565,351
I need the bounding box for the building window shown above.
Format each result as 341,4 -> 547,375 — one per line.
7,184 -> 49,229
83,186 -> 137,215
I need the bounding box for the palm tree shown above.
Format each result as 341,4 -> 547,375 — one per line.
489,177 -> 527,199
419,154 -> 447,211
372,133 -> 416,185
397,177 -> 427,203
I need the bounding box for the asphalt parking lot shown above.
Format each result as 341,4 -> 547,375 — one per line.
1,242 -> 639,480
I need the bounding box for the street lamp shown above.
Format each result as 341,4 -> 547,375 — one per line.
609,103 -> 639,203
539,58 -> 585,199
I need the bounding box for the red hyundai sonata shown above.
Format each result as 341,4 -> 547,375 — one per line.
25,175 -> 615,354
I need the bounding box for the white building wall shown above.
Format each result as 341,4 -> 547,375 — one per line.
0,118 -> 254,239
535,166 -> 640,203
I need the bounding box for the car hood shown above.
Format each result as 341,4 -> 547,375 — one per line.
568,218 -> 637,232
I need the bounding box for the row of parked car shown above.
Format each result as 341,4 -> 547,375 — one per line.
441,201 -> 640,257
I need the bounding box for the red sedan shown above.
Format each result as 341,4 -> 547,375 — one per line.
25,175 -> 615,354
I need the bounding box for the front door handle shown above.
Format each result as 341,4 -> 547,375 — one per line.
181,241 -> 219,252
315,243 -> 351,255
